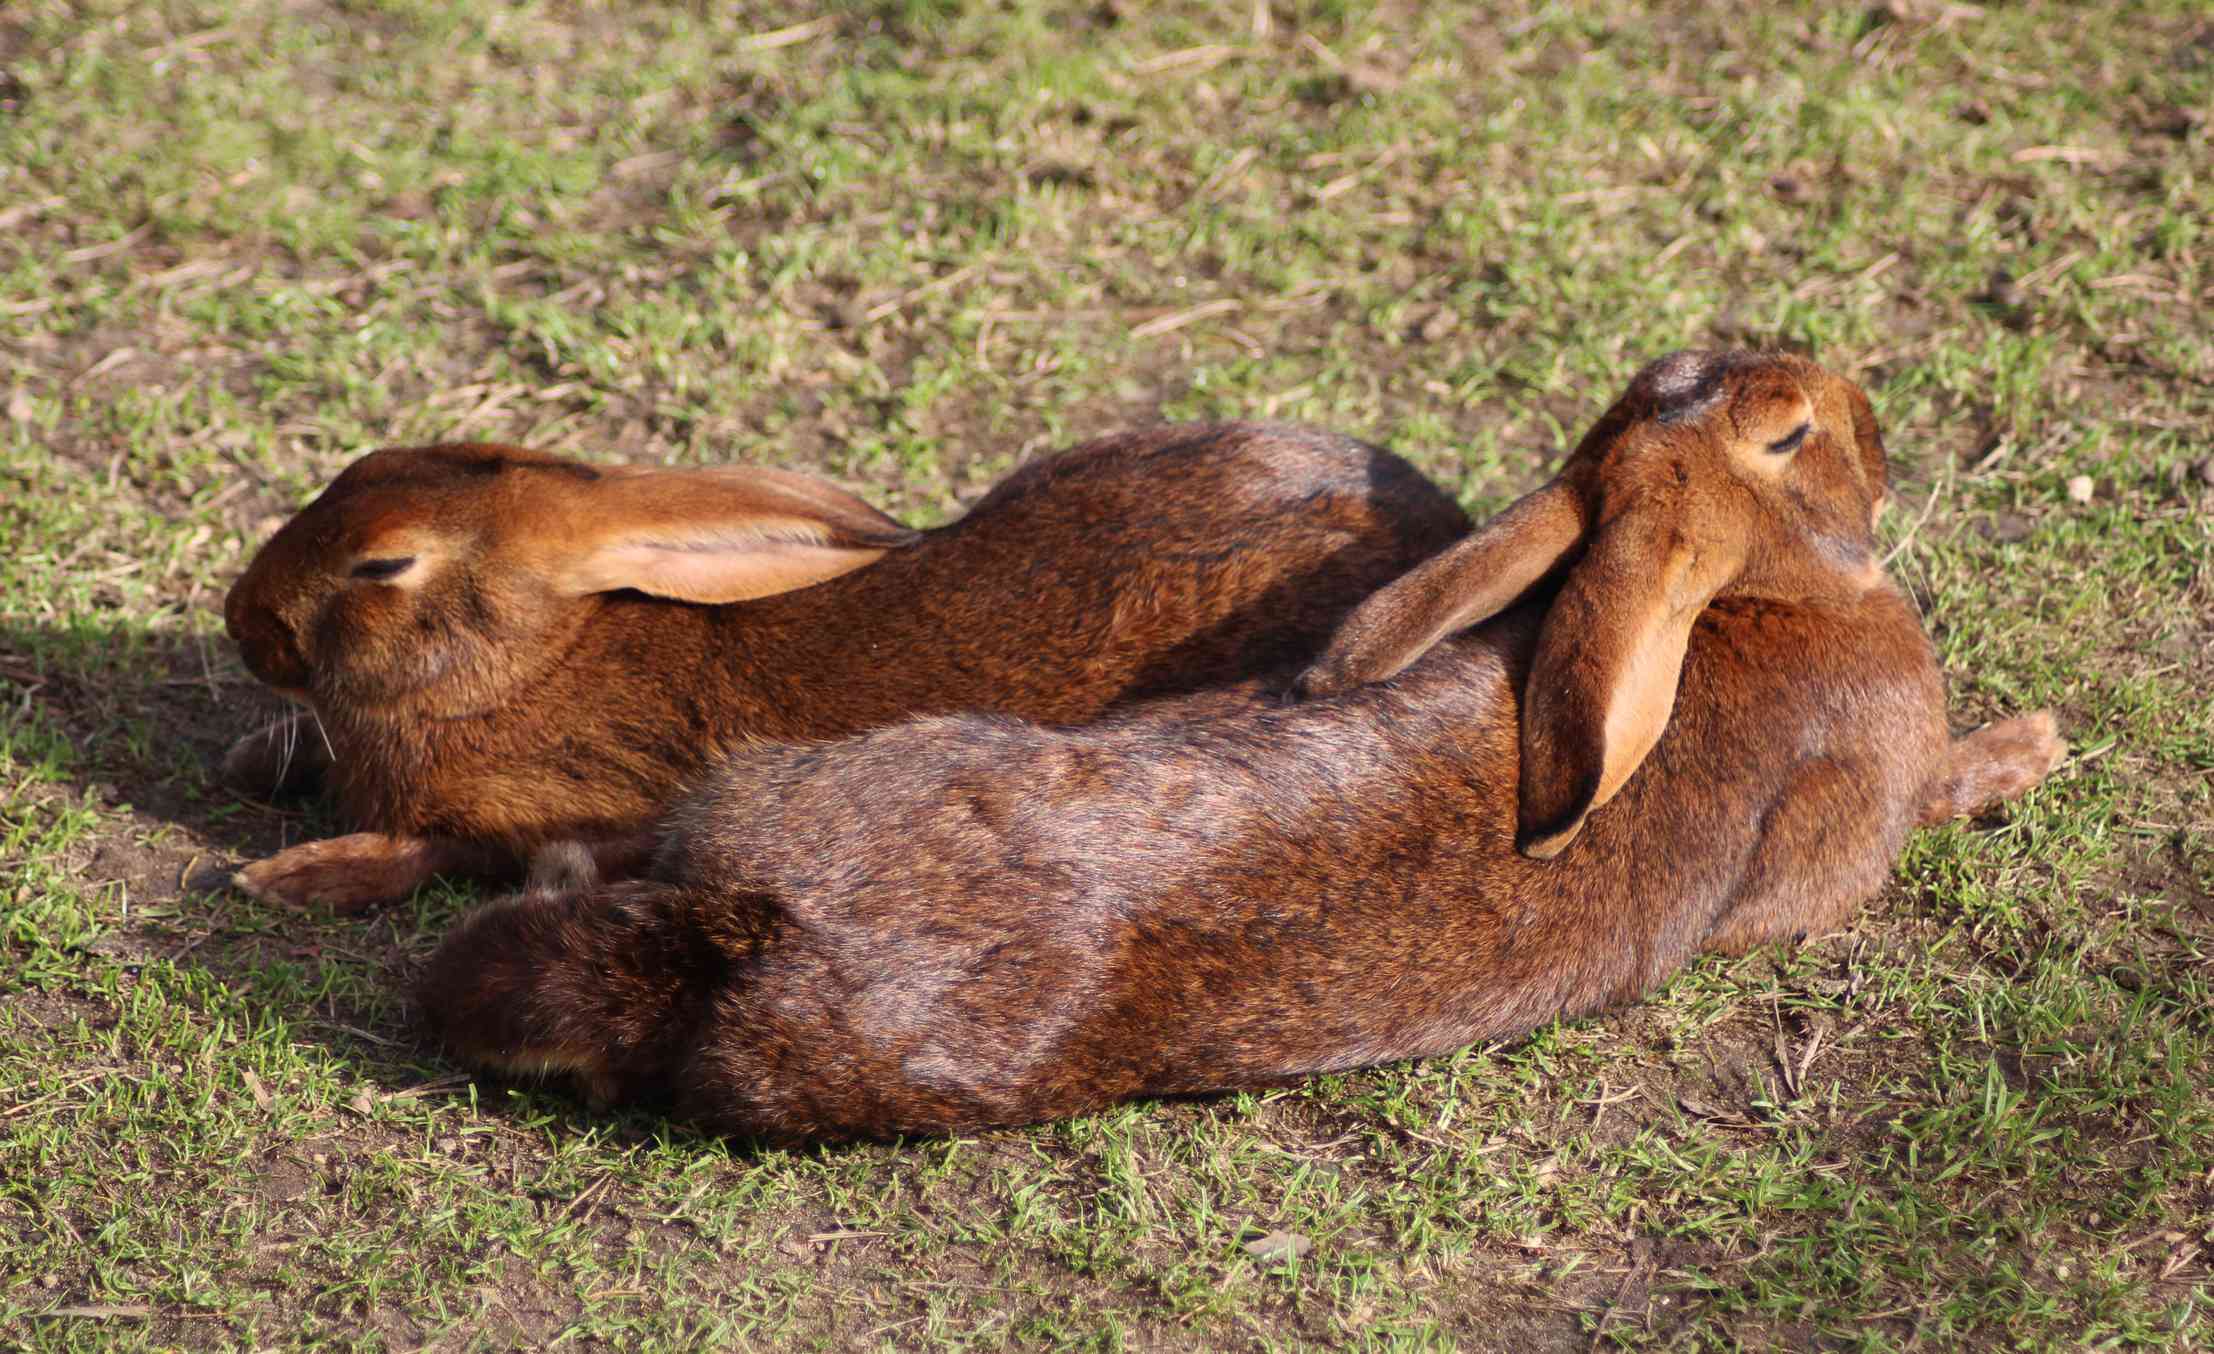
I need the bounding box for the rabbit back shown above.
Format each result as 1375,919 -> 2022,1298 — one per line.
703,421 -> 1476,724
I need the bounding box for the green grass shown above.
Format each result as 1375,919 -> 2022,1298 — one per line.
3,0 -> 2211,1347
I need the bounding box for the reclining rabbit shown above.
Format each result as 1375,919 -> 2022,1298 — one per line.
414,352 -> 2065,1141
221,424 -> 1469,911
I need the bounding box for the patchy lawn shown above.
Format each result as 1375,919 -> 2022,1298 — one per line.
2,0 -> 2209,1347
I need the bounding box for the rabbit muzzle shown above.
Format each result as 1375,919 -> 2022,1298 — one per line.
224,585 -> 314,697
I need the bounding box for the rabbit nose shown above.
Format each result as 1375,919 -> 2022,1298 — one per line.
228,602 -> 310,690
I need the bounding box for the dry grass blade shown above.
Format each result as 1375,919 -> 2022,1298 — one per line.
1132,45 -> 1243,76
59,224 -> 151,264
1129,299 -> 1239,338
736,17 -> 835,53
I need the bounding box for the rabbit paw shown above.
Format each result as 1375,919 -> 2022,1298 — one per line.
231,833 -> 447,912
220,714 -> 332,800
1916,711 -> 2068,826
1289,654 -> 1362,703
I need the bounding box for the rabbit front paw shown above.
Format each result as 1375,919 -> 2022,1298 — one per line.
231,833 -> 448,912
1289,653 -> 1364,702
219,714 -> 332,800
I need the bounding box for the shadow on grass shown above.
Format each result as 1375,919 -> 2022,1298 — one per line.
2,614 -> 297,855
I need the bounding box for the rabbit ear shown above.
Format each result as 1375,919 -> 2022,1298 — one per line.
553,467 -> 919,603
1842,378 -> 1893,522
1517,508 -> 1742,859
1296,481 -> 1585,697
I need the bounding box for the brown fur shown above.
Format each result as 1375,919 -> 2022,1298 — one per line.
414,353 -> 2066,1142
222,425 -> 1469,909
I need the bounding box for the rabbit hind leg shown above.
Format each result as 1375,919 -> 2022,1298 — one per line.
1915,713 -> 2067,826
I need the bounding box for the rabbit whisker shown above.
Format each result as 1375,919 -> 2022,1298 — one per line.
309,709 -> 335,764
269,708 -> 299,790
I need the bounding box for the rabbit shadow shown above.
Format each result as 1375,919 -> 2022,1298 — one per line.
1,613 -> 313,868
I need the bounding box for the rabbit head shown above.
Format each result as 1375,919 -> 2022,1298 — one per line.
224,443 -> 918,720
1300,351 -> 1896,858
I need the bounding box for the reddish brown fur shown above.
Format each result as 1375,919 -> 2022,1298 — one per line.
222,425 -> 1469,909
415,354 -> 2066,1142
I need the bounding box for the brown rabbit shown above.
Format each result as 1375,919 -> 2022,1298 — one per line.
413,352 -> 2065,1142
222,425 -> 1470,910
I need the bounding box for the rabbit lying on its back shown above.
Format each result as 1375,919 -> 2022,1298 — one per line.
416,353 -> 2064,1142
221,424 -> 1469,911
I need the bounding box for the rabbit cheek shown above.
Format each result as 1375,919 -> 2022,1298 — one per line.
316,589 -> 484,710
309,609 -> 418,706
